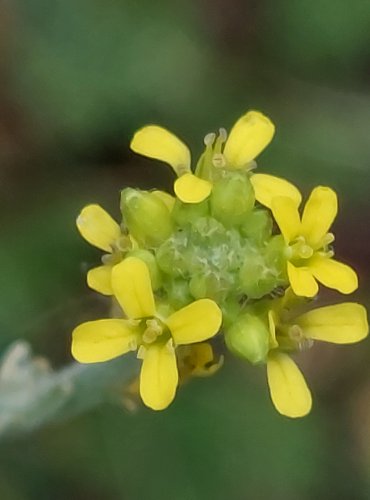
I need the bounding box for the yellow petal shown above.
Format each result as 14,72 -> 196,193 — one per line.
174,173 -> 212,204
111,257 -> 155,319
87,265 -> 113,295
187,343 -> 223,377
287,262 -> 318,298
268,310 -> 279,349
309,255 -> 358,294
267,352 -> 312,418
271,196 -> 301,243
223,110 -> 275,168
301,186 -> 337,248
251,174 -> 302,209
71,319 -> 138,363
296,303 -> 368,344
130,125 -> 191,176
166,299 -> 222,345
139,343 -> 178,410
151,190 -> 176,212
76,204 -> 120,252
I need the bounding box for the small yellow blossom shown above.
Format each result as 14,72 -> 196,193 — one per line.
72,109 -> 368,417
266,298 -> 368,417
177,342 -> 224,383
72,257 -> 222,410
256,184 -> 358,297
76,204 -> 130,295
130,110 -> 275,204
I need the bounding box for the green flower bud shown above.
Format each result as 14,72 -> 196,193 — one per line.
156,234 -> 188,277
240,209 -> 272,244
172,199 -> 209,227
121,188 -> 173,247
239,252 -> 279,299
225,313 -> 269,364
264,235 -> 287,278
210,172 -> 255,227
127,249 -> 162,290
189,272 -> 230,301
164,278 -> 192,309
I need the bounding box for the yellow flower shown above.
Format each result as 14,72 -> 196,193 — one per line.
76,204 -> 126,295
266,300 -> 368,418
130,110 -> 275,204
71,257 -> 222,410
254,183 -> 358,297
177,342 -> 224,383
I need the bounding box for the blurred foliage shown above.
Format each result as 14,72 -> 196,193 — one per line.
0,0 -> 370,498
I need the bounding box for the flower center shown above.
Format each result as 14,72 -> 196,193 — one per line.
289,237 -> 314,261
142,318 -> 164,344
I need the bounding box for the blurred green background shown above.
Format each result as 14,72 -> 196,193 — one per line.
1,0 -> 370,498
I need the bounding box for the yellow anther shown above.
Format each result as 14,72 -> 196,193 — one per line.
128,338 -> 138,351
165,338 -> 175,354
218,128 -> 228,143
288,324 -> 304,342
137,345 -> 147,359
204,132 -> 216,147
321,232 -> 335,247
142,318 -> 163,344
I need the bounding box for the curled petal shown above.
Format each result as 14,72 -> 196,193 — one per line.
271,196 -> 301,243
174,173 -> 212,204
151,190 -> 176,212
130,125 -> 191,176
76,204 -> 120,252
267,352 -> 312,418
301,187 -> 338,248
71,319 -> 138,363
87,265 -> 113,295
112,257 -> 156,319
251,174 -> 302,209
223,110 -> 275,168
140,343 -> 178,410
166,299 -> 222,345
309,255 -> 358,294
287,262 -> 318,298
187,343 -> 223,377
296,303 -> 368,344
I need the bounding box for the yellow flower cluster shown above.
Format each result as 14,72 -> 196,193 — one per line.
72,110 -> 368,417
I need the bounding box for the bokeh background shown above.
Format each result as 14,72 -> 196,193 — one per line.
1,1 -> 370,498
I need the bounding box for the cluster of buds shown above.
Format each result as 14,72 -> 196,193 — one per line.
72,111 -> 368,417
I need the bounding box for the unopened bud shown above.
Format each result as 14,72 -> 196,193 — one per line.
241,209 -> 272,244
165,278 -> 192,309
189,272 -> 224,301
210,172 -> 255,227
239,254 -> 279,299
172,199 -> 209,227
121,188 -> 173,247
225,313 -> 269,364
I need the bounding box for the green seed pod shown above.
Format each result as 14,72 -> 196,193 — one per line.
172,199 -> 209,227
127,249 -> 162,290
121,188 -> 173,247
225,313 -> 270,364
210,172 -> 255,227
240,209 -> 272,244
